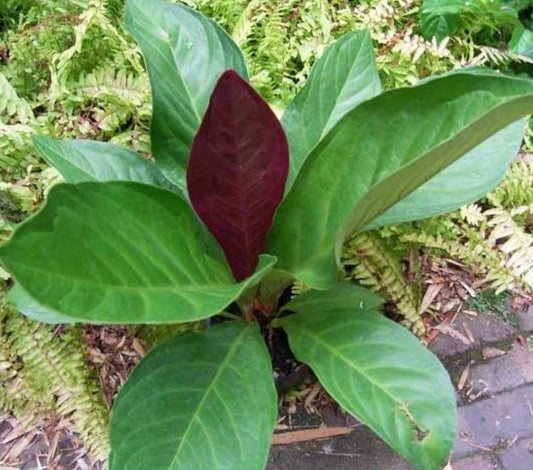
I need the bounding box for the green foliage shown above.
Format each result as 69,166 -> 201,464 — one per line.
0,1 -> 532,468
380,165 -> 533,295
421,0 -> 522,43
111,322 -> 277,470
276,307 -> 456,470
0,299 -> 109,460
467,288 -> 512,316
3,2 -> 533,469
343,231 -> 425,335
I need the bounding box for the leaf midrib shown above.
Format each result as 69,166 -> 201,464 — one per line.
295,326 -> 411,417
168,325 -> 248,469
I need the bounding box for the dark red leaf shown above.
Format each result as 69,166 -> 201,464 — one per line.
187,70 -> 289,281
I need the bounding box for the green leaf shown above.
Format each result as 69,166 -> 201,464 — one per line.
281,282 -> 383,315
364,119 -> 525,229
420,0 -> 463,41
8,284 -> 79,324
282,30 -> 381,191
277,309 -> 456,470
33,135 -> 179,193
0,182 -> 276,324
125,0 -> 249,190
267,71 -> 533,289
110,321 -> 277,470
509,25 -> 533,59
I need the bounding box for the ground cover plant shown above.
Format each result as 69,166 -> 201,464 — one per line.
4,2 -> 531,468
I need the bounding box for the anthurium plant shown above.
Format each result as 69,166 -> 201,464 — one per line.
1,1 -> 532,469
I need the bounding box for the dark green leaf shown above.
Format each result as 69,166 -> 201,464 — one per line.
0,182 -> 275,324
125,0 -> 249,190
267,72 -> 533,288
420,0 -> 463,40
277,309 -> 456,470
281,282 -> 383,315
33,135 -> 179,193
282,30 -> 381,190
110,321 -> 277,470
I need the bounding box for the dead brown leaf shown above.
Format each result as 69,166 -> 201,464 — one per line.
272,427 -> 353,445
418,284 -> 444,315
462,322 -> 475,343
433,324 -> 471,345
482,347 -> 506,360
457,364 -> 470,391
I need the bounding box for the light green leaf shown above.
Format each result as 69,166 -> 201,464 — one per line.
8,284 -> 79,324
509,26 -> 533,59
0,182 -> 276,324
33,135 -> 179,193
110,321 -> 277,470
281,282 -> 383,314
277,309 -> 456,470
125,0 -> 249,190
364,119 -> 525,229
282,30 -> 381,191
268,71 -> 533,289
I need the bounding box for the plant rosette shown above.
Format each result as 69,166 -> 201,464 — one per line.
1,1 -> 532,469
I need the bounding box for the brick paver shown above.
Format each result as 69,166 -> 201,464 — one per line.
468,343 -> 533,395
428,313 -> 516,357
452,454 -> 501,470
498,437 -> 533,470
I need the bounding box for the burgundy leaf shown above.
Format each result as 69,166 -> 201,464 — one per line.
187,70 -> 289,281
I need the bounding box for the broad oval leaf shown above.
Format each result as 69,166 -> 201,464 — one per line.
282,30 -> 381,191
281,281 -> 384,315
277,309 -> 457,470
0,182 -> 276,324
125,0 -> 249,190
187,70 -> 289,281
364,119 -> 524,229
267,71 -> 533,289
33,135 -> 179,193
110,321 -> 277,470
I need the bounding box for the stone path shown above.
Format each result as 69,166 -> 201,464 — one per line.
268,306 -> 533,470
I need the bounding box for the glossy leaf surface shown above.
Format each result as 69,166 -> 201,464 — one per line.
0,182 -> 275,324
187,70 -> 289,281
111,321 -> 277,470
365,119 -> 524,229
33,136 -> 178,193
281,282 -> 383,315
278,309 -> 456,470
282,30 -> 381,190
268,72 -> 533,288
125,0 -> 249,190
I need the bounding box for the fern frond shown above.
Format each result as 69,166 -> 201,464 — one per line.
485,206 -> 533,291
469,45 -> 533,67
343,231 -> 425,335
0,309 -> 109,461
0,74 -> 34,124
487,159 -> 533,209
